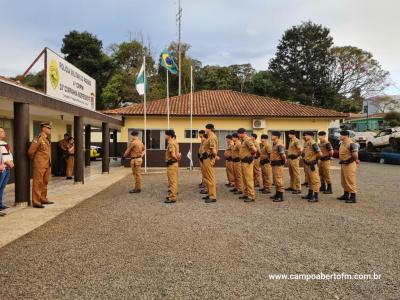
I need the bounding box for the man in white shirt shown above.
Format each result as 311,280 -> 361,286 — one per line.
0,127 -> 14,215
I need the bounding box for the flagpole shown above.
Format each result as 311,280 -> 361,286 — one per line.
190,65 -> 193,170
167,69 -> 170,129
143,55 -> 147,173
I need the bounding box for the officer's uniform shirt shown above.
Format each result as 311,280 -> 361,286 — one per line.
288,137 -> 302,157
239,136 -> 254,159
260,140 -> 272,161
129,138 -> 145,158
165,140 -> 179,162
271,139 -> 285,161
224,142 -> 233,159
304,140 -> 321,162
339,140 -> 358,161
28,133 -> 51,166
319,139 -> 333,158
203,132 -> 218,156
198,139 -> 205,158
232,140 -> 241,160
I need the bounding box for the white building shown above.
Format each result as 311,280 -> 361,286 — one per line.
363,95 -> 400,115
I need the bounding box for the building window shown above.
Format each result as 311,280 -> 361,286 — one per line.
128,129 -> 166,150
185,129 -> 198,139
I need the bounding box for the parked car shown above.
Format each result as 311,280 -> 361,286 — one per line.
367,127 -> 400,152
329,128 -> 372,149
90,146 -> 102,160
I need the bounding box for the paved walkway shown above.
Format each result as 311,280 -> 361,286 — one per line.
0,161 -> 398,299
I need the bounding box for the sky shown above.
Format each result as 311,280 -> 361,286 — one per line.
1,0 -> 399,94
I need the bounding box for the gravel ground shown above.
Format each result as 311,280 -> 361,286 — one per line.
0,160 -> 399,299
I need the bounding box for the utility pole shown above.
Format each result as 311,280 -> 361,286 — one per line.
176,0 -> 182,95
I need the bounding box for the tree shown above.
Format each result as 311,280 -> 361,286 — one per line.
197,65 -> 239,91
328,46 -> 390,98
370,95 -> 400,113
61,30 -> 114,109
248,70 -> 284,97
229,64 -> 256,92
13,70 -> 45,90
268,21 -> 334,107
384,111 -> 400,127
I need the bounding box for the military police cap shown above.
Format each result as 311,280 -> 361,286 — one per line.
289,130 -> 296,135
237,128 -> 246,134
199,130 -> 205,135
232,133 -> 239,138
271,131 -> 281,137
261,134 -> 268,139
251,133 -> 257,139
165,129 -> 175,137
318,131 -> 327,136
226,134 -> 233,140
131,130 -> 139,136
205,124 -> 215,130
40,122 -> 52,129
303,131 -> 314,136
340,130 -> 350,136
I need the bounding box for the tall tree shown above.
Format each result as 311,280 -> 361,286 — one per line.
268,21 -> 334,106
328,46 -> 390,98
229,64 -> 256,92
61,30 -> 113,109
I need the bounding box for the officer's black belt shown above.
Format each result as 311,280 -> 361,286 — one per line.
339,158 -> 354,164
320,156 -> 331,161
271,160 -> 284,166
303,160 -> 317,166
260,158 -> 270,165
232,157 -> 240,162
166,160 -> 178,166
241,156 -> 254,164
131,156 -> 141,159
226,157 -> 233,161
288,154 -> 299,159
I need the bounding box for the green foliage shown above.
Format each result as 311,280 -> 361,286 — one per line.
384,111 -> 400,127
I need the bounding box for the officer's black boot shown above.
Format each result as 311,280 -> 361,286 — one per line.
319,182 -> 326,192
323,184 -> 333,194
308,192 -> 319,202
270,192 -> 277,199
302,189 -> 313,199
345,193 -> 357,203
337,191 -> 350,200
273,191 -> 284,202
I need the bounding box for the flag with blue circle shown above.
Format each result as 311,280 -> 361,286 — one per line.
159,48 -> 178,74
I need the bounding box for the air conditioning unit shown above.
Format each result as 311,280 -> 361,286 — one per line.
252,119 -> 266,129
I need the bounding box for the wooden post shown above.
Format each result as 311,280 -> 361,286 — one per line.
85,125 -> 91,166
102,122 -> 110,173
74,116 -> 84,183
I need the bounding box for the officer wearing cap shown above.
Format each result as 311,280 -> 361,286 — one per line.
164,129 -> 180,203
199,132 -> 208,195
286,130 -> 302,194
202,124 -> 219,203
270,131 -> 286,202
27,122 -> 54,208
259,134 -> 272,194
318,131 -> 334,194
230,132 -> 243,195
302,131 -> 322,202
337,130 -> 359,203
123,130 -> 145,193
237,128 -> 257,202
251,133 -> 261,188
224,135 -> 235,188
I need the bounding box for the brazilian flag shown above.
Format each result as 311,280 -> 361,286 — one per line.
159,48 -> 178,74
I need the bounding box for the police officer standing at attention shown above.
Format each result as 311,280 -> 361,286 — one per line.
164,129 -> 180,203
337,130 -> 359,203
224,135 -> 235,188
230,133 -> 243,195
317,131 -> 334,194
251,133 -> 261,188
202,124 -> 218,203
259,134 -> 272,194
286,130 -> 302,194
124,131 -> 145,193
237,128 -> 257,202
197,130 -> 206,189
302,131 -> 322,202
199,132 -> 208,195
28,122 -> 54,208
270,132 -> 286,202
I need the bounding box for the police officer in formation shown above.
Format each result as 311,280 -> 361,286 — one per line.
318,131 -> 334,194
223,135 -> 235,187
302,131 -> 322,202
123,130 -> 145,193
230,133 -> 243,195
164,129 -> 180,203
270,131 -> 286,202
251,133 -> 261,188
259,134 -> 272,194
286,130 -> 302,194
201,124 -> 219,203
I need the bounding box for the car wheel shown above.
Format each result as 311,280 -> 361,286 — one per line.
379,158 -> 385,164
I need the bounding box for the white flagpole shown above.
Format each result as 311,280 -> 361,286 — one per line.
143,55 -> 147,173
190,65 -> 193,170
167,69 -> 170,129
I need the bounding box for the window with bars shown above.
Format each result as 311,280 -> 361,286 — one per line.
128,129 -> 167,150
184,129 -> 198,139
